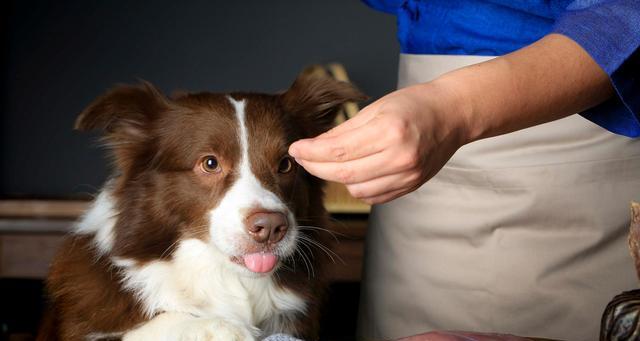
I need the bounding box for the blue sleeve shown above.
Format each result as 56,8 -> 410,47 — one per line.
553,0 -> 640,138
361,0 -> 404,15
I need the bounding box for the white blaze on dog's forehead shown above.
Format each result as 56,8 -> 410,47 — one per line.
74,188 -> 116,255
207,96 -> 297,257
227,95 -> 279,207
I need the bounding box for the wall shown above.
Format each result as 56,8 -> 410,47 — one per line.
1,0 -> 399,197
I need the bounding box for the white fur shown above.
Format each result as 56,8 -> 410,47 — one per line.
74,96 -> 306,339
123,312 -> 254,341
208,97 -> 298,266
74,188 -> 117,255
116,239 -> 306,339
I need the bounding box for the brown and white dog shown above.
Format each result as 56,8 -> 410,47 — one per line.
38,76 -> 364,340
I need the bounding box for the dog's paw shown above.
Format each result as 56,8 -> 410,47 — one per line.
123,312 -> 255,341
173,318 -> 255,341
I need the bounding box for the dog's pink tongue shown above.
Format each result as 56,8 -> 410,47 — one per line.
243,252 -> 278,273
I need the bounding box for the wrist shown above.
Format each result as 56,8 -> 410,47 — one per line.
422,74 -> 479,146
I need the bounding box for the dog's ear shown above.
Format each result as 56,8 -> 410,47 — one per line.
75,81 -> 169,170
75,81 -> 167,137
281,74 -> 367,137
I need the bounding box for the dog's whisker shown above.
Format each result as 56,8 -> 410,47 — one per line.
285,252 -> 296,273
278,262 -> 294,273
298,215 -> 354,232
299,232 -> 338,254
296,215 -> 349,231
298,243 -> 316,278
297,239 -> 316,262
297,225 -> 343,242
298,238 -> 336,265
298,232 -> 344,265
294,246 -> 313,279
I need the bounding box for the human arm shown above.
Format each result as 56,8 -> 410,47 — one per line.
288,33 -> 613,204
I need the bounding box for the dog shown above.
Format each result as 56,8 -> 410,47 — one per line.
37,75 -> 365,340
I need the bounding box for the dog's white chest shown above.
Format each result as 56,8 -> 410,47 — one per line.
114,239 -> 306,336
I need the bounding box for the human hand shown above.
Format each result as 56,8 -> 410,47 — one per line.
397,331 -> 539,341
288,82 -> 470,204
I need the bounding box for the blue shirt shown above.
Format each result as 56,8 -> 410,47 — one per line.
364,0 -> 640,138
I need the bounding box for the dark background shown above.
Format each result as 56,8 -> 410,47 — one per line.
1,0 -> 399,198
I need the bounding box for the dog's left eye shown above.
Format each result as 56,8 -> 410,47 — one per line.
278,156 -> 294,174
201,156 -> 221,173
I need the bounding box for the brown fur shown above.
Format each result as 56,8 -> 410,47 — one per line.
39,75 -> 365,340
40,236 -> 147,340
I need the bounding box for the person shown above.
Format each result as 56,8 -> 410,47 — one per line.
288,1 -> 640,340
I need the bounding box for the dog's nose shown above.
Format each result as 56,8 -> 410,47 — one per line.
245,211 -> 288,244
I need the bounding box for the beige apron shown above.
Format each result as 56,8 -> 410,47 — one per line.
357,54 -> 640,341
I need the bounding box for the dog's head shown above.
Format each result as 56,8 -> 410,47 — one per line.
76,76 -> 364,276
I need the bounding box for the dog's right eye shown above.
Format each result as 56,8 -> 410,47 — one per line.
201,156 -> 221,173
278,156 -> 295,174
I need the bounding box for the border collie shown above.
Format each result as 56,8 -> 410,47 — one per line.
37,75 -> 365,340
